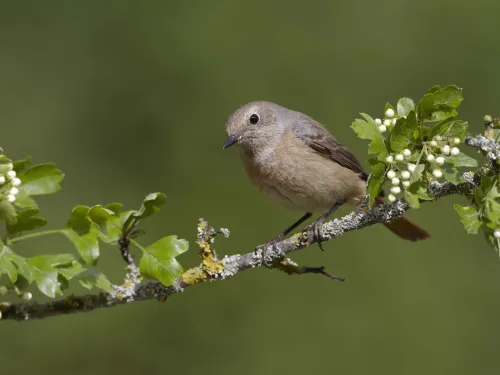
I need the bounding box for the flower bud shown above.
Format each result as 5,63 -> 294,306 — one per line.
435,156 -> 445,165
430,140 -> 438,147
10,187 -> 19,196
401,171 -> 410,180
391,177 -> 400,185
494,229 -> 500,239
0,286 -> 7,295
407,163 -> 416,172
484,114 -> 493,123
390,186 -> 401,194
432,169 -> 443,178
383,119 -> 391,126
375,118 -> 382,125
385,108 -> 395,118
22,292 -> 32,301
434,135 -> 442,141
441,145 -> 450,155
395,154 -> 404,161
387,170 -> 396,179
378,125 -> 387,133
11,177 -> 21,186
402,149 -> 411,157
0,176 -> 5,185
6,171 -> 16,179
426,154 -> 435,162
402,180 -> 410,188
385,155 -> 394,163
391,118 -> 397,126
388,194 -> 396,202
7,194 -> 16,203
451,147 -> 460,156
453,138 -> 460,145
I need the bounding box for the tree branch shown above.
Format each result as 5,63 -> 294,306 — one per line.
0,173 -> 477,321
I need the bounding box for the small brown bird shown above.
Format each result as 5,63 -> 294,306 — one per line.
223,101 -> 429,250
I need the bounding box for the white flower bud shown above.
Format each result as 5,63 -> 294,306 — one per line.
0,285 -> 7,295
378,125 -> 387,133
395,154 -> 404,161
388,194 -> 396,202
385,108 -> 395,118
426,154 -> 435,162
7,194 -> 16,203
391,177 -> 400,185
375,118 -> 382,125
22,292 -> 32,301
390,186 -> 401,194
441,144 -> 450,155
494,229 -> 500,239
401,170 -> 411,180
402,149 -> 411,157
0,176 -> 5,185
0,310 -> 2,319
383,119 -> 391,126
385,155 -> 394,163
434,135 -> 442,141
391,118 -> 397,125
387,170 -> 396,179
453,138 -> 461,145
9,187 -> 19,196
6,170 -> 16,179
432,169 -> 443,178
451,147 -> 460,156
435,156 -> 445,165
430,140 -> 438,147
11,177 -> 21,186
407,163 -> 416,172
402,180 -> 410,188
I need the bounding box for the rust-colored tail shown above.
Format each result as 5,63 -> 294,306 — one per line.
375,197 -> 430,241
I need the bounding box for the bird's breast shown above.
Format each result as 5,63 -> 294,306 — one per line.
240,130 -> 366,212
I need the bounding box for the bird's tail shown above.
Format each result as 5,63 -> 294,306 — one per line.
375,197 -> 430,241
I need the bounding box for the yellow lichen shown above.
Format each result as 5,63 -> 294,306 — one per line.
181,267 -> 206,284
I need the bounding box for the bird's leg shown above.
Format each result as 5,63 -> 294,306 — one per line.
307,200 -> 346,251
256,212 -> 313,262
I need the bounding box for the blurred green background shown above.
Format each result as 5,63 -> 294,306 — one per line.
2,0 -> 500,374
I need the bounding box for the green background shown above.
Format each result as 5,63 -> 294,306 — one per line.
2,1 -> 500,374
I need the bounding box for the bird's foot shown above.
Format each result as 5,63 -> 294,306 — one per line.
304,217 -> 326,251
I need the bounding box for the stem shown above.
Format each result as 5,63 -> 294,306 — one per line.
9,229 -> 65,244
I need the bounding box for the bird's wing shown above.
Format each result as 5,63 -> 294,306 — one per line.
292,115 -> 366,177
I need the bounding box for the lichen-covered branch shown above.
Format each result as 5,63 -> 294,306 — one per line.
0,173 -> 477,321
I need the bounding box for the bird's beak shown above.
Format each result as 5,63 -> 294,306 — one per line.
223,134 -> 241,149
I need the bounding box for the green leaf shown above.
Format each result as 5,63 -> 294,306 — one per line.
417,85 -> 463,122
442,165 -> 461,185
86,205 -> 115,230
351,115 -> 379,141
138,235 -> 188,286
13,192 -> 38,208
0,200 -> 17,224
0,244 -> 32,282
428,118 -> 468,141
366,159 -> 386,207
397,97 -> 415,117
453,204 -> 482,234
123,193 -> 167,231
13,157 -> 32,174
18,163 -> 64,196
26,257 -> 62,298
6,207 -> 47,236
409,164 -> 425,185
77,268 -> 113,292
104,202 -> 123,214
64,206 -> 99,264
445,153 -> 478,168
403,191 -> 420,209
389,134 -> 409,152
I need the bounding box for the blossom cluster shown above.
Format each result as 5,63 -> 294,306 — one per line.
0,163 -> 21,203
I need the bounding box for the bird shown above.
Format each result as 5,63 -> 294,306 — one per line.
222,101 -> 429,251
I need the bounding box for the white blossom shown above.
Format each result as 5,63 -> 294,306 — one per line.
385,108 -> 395,118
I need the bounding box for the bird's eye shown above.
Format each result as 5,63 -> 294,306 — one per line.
249,113 -> 260,125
